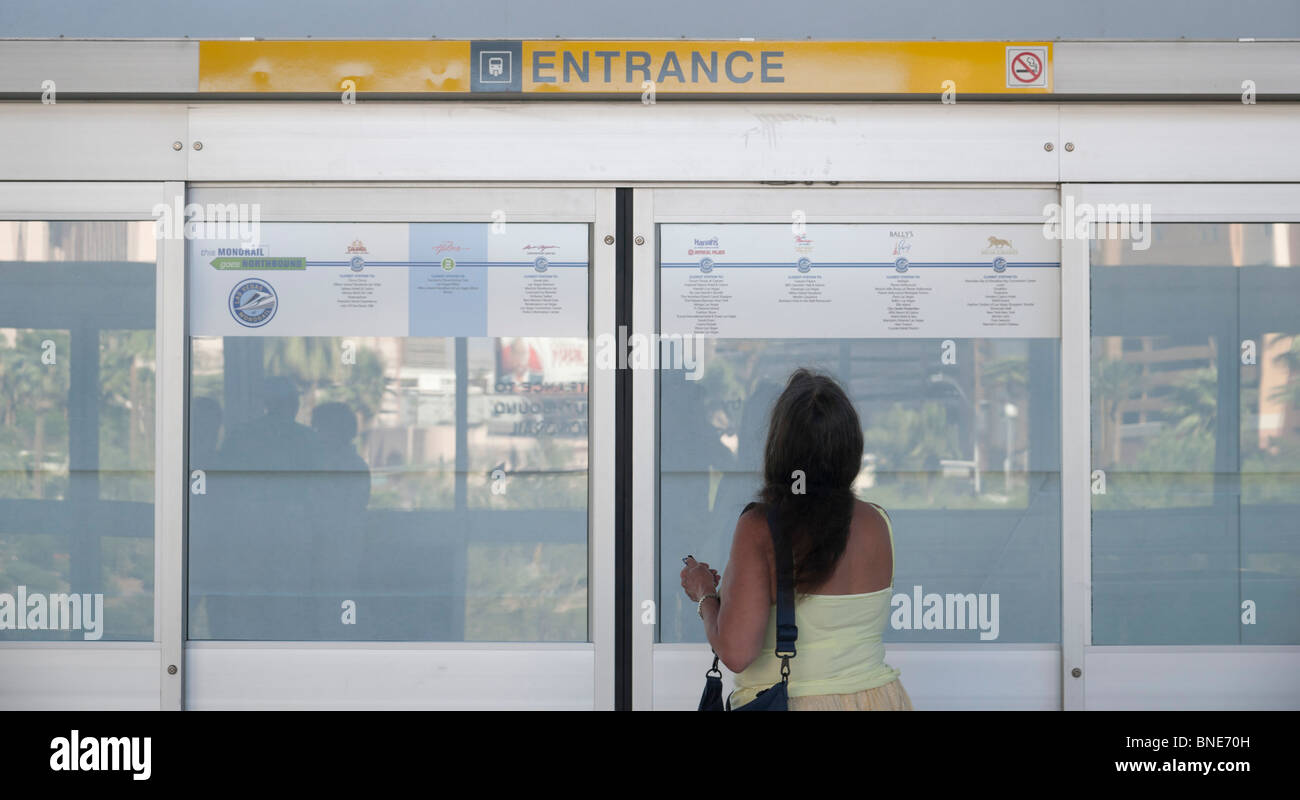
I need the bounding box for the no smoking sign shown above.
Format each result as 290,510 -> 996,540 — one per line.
1006,46 -> 1048,88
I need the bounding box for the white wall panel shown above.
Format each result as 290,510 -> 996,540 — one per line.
186,644 -> 595,710
186,102 -> 1061,183
0,104 -> 188,180
0,645 -> 161,710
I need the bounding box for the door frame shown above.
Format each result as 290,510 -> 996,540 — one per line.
179,184 -> 617,710
0,180 -> 185,710
1066,182 -> 1300,710
631,185 -> 1068,710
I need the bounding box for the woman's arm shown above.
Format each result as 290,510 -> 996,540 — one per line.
698,508 -> 774,674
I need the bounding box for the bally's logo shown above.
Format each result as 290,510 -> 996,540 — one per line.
228,278 -> 278,328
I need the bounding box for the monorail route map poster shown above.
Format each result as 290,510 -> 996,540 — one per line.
660,224 -> 1060,338
189,223 -> 588,337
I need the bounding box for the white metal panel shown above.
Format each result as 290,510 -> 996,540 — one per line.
1060,184 -> 1090,710
0,181 -> 167,217
654,644 -> 1060,710
0,41 -> 199,93
590,187 -> 618,710
631,188 -> 657,710
1085,648 -> 1300,710
1055,42 -> 1300,96
1074,183 -> 1300,219
157,182 -> 186,710
186,102 -> 1060,183
1060,105 -> 1300,182
649,186 -> 1060,221
0,645 -> 161,710
0,104 -> 188,180
186,185 -> 600,221
185,644 -> 595,709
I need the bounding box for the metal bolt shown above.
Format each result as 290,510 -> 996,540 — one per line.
167,664 -> 178,675
603,235 -> 615,245
171,141 -> 183,151
1064,142 -> 1076,152
1043,142 -> 1054,152
1071,667 -> 1081,678
634,235 -> 646,246
192,141 -> 203,151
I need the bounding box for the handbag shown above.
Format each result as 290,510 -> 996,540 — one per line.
698,503 -> 797,711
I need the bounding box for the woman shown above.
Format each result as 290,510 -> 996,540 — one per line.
681,368 -> 913,711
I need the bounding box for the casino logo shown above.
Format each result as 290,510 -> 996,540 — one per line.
441,257 -> 456,271
797,257 -> 812,273
698,257 -> 715,273
992,256 -> 1008,272
534,256 -> 550,272
228,278 -> 278,328
894,257 -> 910,273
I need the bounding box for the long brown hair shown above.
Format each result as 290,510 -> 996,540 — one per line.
758,368 -> 864,592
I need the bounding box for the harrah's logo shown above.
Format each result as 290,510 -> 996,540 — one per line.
50,730 -> 151,781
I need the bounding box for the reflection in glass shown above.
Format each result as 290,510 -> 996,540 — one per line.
187,336 -> 588,641
659,338 -> 1061,644
0,221 -> 156,641
1091,223 -> 1300,644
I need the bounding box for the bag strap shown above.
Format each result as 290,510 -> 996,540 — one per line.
767,506 -> 798,681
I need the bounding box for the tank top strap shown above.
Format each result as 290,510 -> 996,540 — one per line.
864,501 -> 895,585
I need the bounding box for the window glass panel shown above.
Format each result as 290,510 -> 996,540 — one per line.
1091,223 -> 1300,644
186,222 -> 589,641
0,221 -> 156,641
657,223 -> 1061,644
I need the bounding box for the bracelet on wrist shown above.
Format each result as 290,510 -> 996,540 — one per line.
697,592 -> 720,617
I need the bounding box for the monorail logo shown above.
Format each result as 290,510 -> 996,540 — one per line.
0,586 -> 105,640
50,730 -> 151,781
890,585 -> 1000,640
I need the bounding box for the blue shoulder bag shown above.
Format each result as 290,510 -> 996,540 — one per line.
698,503 -> 797,711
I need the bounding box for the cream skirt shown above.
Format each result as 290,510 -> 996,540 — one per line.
787,677 -> 914,711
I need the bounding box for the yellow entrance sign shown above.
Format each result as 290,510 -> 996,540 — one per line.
199,40 -> 1052,95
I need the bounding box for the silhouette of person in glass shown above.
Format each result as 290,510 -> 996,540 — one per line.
217,376 -> 326,640
310,401 -> 371,639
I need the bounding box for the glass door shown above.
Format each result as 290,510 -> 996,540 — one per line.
182,186 -> 616,709
0,182 -> 183,709
1072,183 -> 1300,709
631,187 -> 1065,709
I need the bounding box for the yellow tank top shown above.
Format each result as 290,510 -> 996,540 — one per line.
728,502 -> 900,707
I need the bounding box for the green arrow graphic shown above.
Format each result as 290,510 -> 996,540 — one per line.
209,257 -> 307,270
